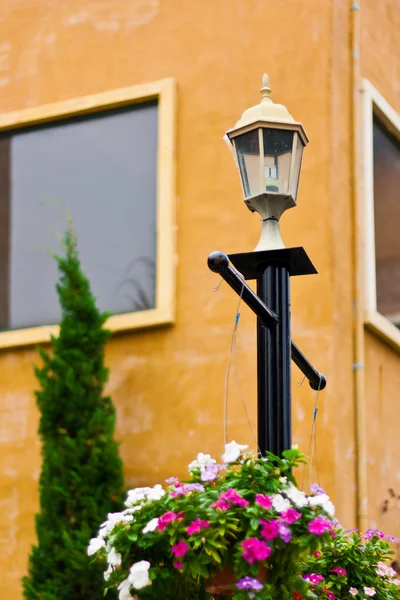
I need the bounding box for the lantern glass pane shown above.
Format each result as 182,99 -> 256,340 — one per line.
262,129 -> 294,194
290,133 -> 304,199
234,130 -> 260,198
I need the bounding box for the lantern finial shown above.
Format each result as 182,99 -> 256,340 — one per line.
260,74 -> 272,103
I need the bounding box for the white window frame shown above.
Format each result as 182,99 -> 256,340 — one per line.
360,78 -> 400,349
0,78 -> 177,349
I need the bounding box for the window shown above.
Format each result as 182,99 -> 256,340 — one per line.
373,118 -> 400,324
0,79 -> 176,348
361,79 -> 400,347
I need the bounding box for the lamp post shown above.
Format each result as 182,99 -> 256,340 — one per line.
208,75 -> 326,458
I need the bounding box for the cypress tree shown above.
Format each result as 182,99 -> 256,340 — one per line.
23,228 -> 124,600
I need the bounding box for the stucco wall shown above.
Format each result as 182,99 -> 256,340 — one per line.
0,0 -> 364,596
361,0 -> 400,543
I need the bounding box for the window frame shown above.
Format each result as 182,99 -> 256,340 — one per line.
0,78 -> 177,349
360,78 -> 400,350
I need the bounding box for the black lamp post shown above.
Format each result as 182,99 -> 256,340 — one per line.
208,75 -> 326,458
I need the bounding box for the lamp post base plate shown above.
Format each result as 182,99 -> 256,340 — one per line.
228,247 -> 317,280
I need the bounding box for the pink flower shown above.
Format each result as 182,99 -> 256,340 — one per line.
260,519 -> 279,540
281,508 -> 301,524
157,511 -> 182,531
174,561 -> 183,569
211,498 -> 230,511
242,538 -> 272,564
308,517 -> 332,535
303,573 -> 325,585
325,591 -> 335,600
313,550 -> 322,558
186,519 -> 210,535
363,588 -> 376,597
349,589 -> 358,596
220,488 -> 249,507
255,494 -> 273,510
331,567 -> 346,576
171,540 -> 189,557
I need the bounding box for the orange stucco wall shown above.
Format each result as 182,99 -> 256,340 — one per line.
0,0 -> 399,597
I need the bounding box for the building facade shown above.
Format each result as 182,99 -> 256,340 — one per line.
0,0 -> 400,596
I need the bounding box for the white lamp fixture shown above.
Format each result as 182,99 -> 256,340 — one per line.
226,74 -> 308,251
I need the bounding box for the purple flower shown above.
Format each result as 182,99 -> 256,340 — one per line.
165,477 -> 179,484
278,521 -> 292,543
236,577 -> 263,591
201,464 -> 219,482
364,529 -> 384,539
303,573 -> 325,585
331,567 -> 346,576
242,538 -> 272,564
311,484 -> 326,495
386,535 -> 399,543
170,482 -> 205,496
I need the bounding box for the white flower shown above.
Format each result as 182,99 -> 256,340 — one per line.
107,547 -> 122,567
308,493 -> 335,516
125,487 -> 153,507
104,565 -> 113,581
87,537 -> 105,556
128,560 -> 151,590
271,493 -> 291,513
118,578 -> 132,600
99,512 -> 134,538
284,483 -> 308,508
147,484 -> 165,502
188,452 -> 217,472
222,441 -> 249,463
279,476 -> 288,484
143,517 -> 159,534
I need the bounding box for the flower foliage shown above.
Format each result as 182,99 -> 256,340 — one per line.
89,443 -> 339,600
301,528 -> 399,600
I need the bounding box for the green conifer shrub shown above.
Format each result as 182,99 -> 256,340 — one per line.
23,228 -> 124,600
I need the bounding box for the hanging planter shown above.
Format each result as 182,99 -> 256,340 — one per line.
88,443 -> 399,599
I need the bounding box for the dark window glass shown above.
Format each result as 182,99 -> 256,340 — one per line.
373,116 -> 400,324
0,102 -> 158,331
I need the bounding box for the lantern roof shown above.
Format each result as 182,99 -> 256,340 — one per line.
227,74 -> 309,144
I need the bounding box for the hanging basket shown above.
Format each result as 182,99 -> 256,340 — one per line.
205,564 -> 267,596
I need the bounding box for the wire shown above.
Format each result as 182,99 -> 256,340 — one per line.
301,379 -> 322,491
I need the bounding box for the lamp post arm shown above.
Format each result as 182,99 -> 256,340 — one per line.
291,342 -> 326,391
208,251 -> 278,329
207,251 -> 327,391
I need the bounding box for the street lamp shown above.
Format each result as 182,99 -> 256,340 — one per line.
226,74 -> 309,251
209,75 -> 325,458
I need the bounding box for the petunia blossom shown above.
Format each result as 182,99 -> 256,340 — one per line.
278,521 -> 292,543
172,540 -> 189,558
236,577 -> 263,591
201,464 -> 220,482
272,493 -> 291,513
303,573 -> 325,585
363,588 -> 376,597
220,488 -> 249,507
349,588 -> 358,596
157,511 -> 182,531
186,519 -> 210,535
260,519 -> 279,540
222,441 -> 249,463
211,498 -> 230,511
308,517 -> 332,535
281,508 -> 301,523
331,567 -> 346,576
242,538 -> 272,564
255,494 -> 273,510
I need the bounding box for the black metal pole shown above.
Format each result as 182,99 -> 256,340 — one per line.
257,265 -> 291,457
